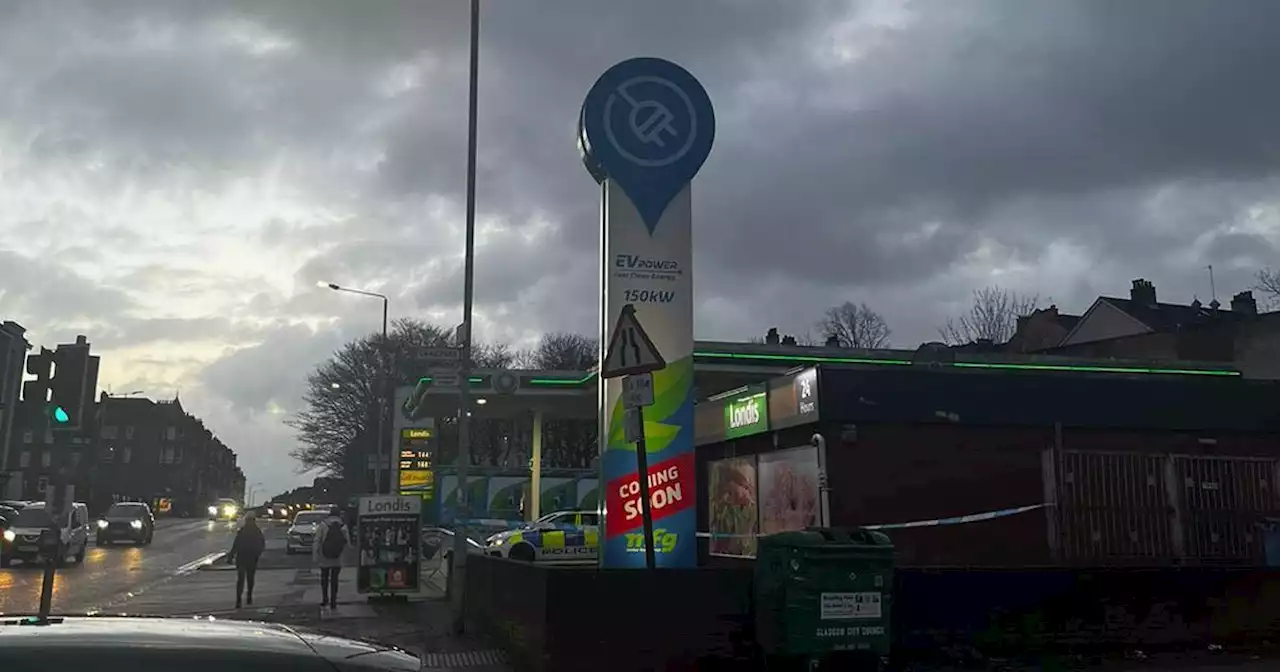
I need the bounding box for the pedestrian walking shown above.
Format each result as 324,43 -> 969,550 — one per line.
229,512 -> 266,609
313,507 -> 349,608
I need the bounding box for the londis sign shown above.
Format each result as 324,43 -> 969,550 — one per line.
724,386 -> 768,440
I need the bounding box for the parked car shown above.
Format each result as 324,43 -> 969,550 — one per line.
2,502 -> 91,567
96,502 -> 155,546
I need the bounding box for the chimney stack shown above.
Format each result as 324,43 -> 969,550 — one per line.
781,335 -> 797,346
824,334 -> 840,347
1130,278 -> 1157,307
1231,290 -> 1258,316
765,328 -> 780,345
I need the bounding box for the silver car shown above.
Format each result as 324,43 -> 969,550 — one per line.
285,510 -> 329,554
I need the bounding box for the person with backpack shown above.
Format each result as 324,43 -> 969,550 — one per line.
228,512 -> 266,609
312,507 -> 349,608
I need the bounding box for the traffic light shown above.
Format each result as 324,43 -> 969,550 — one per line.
22,347 -> 53,404
48,337 -> 99,431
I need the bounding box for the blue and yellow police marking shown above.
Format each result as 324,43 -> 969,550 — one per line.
505,527 -> 598,550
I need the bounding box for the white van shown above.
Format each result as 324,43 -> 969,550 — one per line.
1,502 -> 91,567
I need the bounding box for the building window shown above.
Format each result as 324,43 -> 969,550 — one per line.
125,426 -> 135,439
43,429 -> 53,444
36,476 -> 48,494
166,426 -> 177,441
102,446 -> 115,463
101,425 -> 118,439
123,446 -> 132,464
174,447 -> 183,464
41,451 -> 51,468
70,452 -> 81,468
22,430 -> 32,444
19,451 -> 30,468
161,447 -> 175,465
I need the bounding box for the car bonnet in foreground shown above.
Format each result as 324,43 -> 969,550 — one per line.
0,616 -> 422,671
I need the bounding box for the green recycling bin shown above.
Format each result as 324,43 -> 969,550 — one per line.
755,527 -> 894,666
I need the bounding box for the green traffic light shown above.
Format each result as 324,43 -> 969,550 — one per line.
53,406 -> 70,423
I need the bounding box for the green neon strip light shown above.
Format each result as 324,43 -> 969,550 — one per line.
416,376 -> 485,384
529,373 -> 596,385
694,351 -> 913,366
414,350 -> 1239,387
952,362 -> 1240,376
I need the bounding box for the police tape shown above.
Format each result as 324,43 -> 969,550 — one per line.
455,518 -> 581,531
694,503 -> 1049,539
456,503 -> 1048,538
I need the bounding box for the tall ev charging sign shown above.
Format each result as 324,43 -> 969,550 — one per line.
579,58 -> 715,568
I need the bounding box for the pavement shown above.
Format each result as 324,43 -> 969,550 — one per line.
1,516 -> 509,671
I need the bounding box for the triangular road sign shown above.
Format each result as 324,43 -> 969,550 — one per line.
600,304 -> 666,379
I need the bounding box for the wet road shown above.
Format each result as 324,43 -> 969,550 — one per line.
0,517 -> 241,615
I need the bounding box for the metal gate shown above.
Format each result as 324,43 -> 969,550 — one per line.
1057,451 -> 1280,565
1058,450 -> 1176,564
1175,455 -> 1277,564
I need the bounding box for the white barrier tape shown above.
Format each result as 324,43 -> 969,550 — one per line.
454,518 -> 581,531
696,503 -> 1048,539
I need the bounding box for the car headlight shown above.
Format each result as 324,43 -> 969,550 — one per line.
208,506 -> 218,515
3,529 -> 14,542
97,520 -> 109,529
488,537 -> 506,546
130,520 -> 143,530
223,506 -> 236,516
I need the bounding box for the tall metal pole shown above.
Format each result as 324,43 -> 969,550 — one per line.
377,297 -> 389,494
451,0 -> 480,636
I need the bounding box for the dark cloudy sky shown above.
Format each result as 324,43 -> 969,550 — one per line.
2,0 -> 1278,492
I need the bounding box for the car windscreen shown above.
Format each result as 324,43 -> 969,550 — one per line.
13,508 -> 55,528
107,504 -> 148,517
293,513 -> 327,526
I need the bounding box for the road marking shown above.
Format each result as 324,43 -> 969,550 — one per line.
175,552 -> 226,576
421,650 -> 507,669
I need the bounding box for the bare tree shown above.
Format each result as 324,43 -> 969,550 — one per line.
817,302 -> 891,348
473,341 -> 517,368
1256,268 -> 1280,310
288,318 -> 451,475
939,286 -> 1040,345
526,332 -> 597,370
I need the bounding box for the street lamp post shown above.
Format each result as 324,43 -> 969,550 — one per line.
451,0 -> 481,635
320,282 -> 391,495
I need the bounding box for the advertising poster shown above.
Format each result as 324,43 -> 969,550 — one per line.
758,446 -> 822,535
398,469 -> 434,500
487,476 -> 527,522
435,475 -> 490,525
583,58 -> 714,569
707,456 -> 759,558
356,495 -> 422,595
576,478 -> 599,510
540,477 -> 576,513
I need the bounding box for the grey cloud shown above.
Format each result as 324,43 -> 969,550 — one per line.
7,1 -> 1280,491
199,322 -> 348,416
0,250 -> 137,327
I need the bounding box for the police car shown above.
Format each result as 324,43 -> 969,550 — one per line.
485,510 -> 599,564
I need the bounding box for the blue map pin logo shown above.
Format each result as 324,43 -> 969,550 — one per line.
580,58 -> 716,234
